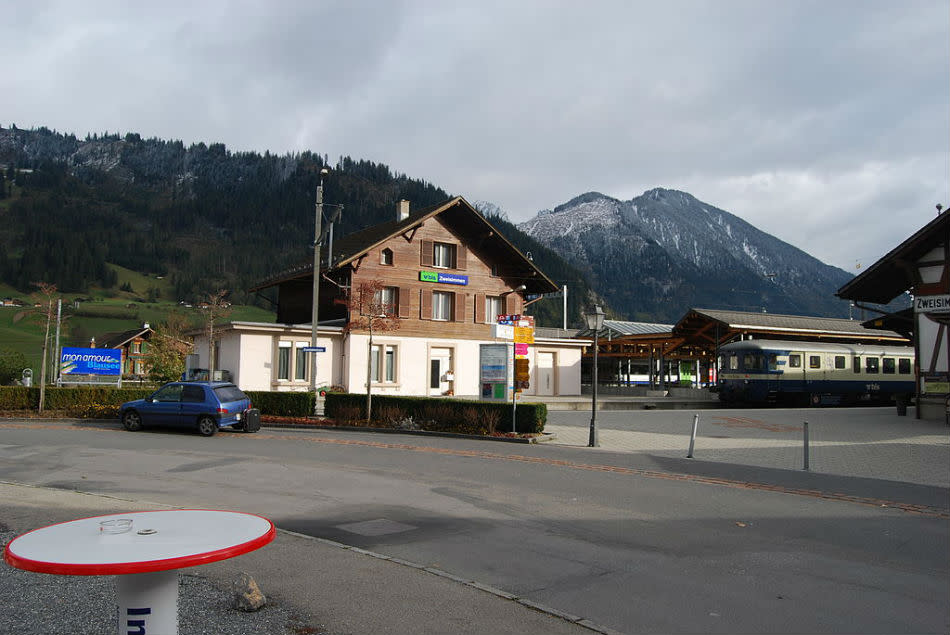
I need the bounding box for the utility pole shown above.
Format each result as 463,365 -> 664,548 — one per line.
311,168 -> 328,415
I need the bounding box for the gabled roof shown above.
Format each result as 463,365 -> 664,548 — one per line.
576,319 -> 673,338
99,326 -> 153,349
675,308 -> 908,343
836,211 -> 949,304
251,196 -> 558,294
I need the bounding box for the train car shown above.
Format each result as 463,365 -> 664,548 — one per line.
717,339 -> 915,406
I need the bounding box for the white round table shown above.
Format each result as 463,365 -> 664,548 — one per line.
4,509 -> 275,635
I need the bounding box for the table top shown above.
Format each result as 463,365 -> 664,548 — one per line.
3,509 -> 275,576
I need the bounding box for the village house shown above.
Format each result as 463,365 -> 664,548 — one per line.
191,197 -> 585,398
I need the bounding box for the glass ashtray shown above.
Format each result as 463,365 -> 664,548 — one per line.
99,518 -> 133,534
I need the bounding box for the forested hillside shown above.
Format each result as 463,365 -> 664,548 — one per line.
0,126 -> 594,327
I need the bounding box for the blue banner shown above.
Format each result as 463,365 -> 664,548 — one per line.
60,347 -> 122,376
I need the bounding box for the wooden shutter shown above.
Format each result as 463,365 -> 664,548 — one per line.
475,293 -> 485,323
420,240 -> 434,266
420,289 -> 431,320
454,292 -> 465,322
398,286 -> 411,318
456,245 -> 467,270
505,293 -> 517,315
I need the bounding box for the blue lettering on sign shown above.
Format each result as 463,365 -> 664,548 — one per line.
127,607 -> 150,634
437,273 -> 468,285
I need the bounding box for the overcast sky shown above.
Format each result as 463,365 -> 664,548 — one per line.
3,0 -> 947,271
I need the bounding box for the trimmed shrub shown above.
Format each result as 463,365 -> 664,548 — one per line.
245,390 -> 313,417
324,393 -> 546,435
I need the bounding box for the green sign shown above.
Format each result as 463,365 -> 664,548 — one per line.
419,271 -> 439,283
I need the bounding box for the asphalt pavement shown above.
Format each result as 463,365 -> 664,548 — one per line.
1,406 -> 948,634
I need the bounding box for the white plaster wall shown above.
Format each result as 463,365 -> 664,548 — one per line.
238,333 -> 274,391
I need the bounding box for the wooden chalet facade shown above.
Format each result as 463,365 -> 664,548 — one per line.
195,197 -> 586,397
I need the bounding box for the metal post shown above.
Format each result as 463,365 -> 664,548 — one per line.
562,284 -> 568,331
687,413 -> 699,458
311,175 -> 324,416
511,342 -> 517,433
54,299 -> 62,386
803,421 -> 810,471
588,330 -> 599,447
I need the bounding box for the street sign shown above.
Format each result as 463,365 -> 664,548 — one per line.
514,358 -> 530,381
302,346 -> 326,353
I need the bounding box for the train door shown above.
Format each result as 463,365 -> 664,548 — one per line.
787,351 -> 807,401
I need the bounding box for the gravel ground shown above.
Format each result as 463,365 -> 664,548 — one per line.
0,531 -> 316,635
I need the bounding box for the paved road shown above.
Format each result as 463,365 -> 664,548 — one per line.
547,406 -> 950,487
1,409 -> 948,634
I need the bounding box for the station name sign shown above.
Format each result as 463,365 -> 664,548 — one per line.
915,294 -> 950,313
419,271 -> 468,285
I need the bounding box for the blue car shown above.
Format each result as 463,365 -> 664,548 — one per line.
119,381 -> 258,436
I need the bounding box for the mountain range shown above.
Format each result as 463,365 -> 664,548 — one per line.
518,189 -> 856,322
0,125 -> 862,326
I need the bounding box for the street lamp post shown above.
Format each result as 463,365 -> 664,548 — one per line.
311,167 -> 328,415
585,305 -> 605,447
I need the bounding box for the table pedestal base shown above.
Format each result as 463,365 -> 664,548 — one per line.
116,570 -> 179,635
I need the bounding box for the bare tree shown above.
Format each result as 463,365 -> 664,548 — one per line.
344,280 -> 400,423
24,283 -> 59,412
198,290 -> 232,377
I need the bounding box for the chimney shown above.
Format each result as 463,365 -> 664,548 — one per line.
397,199 -> 410,222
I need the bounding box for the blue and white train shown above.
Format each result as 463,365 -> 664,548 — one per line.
717,339 -> 915,406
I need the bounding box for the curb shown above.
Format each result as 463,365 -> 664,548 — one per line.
261,421 -> 558,444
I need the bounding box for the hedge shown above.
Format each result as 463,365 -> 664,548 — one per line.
324,393 -> 546,435
0,387 -> 547,436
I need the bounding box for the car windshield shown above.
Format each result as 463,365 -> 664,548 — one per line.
214,386 -> 247,403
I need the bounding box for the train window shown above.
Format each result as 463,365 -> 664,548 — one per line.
834,356 -> 846,369
729,355 -> 738,370
853,357 -> 861,373
865,357 -> 879,373
789,354 -> 801,368
744,354 -> 764,370
898,358 -> 911,374
882,358 -> 896,374
768,355 -> 778,371
809,355 -> 821,369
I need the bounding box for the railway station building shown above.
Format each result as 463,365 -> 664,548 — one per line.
191,197 -> 587,398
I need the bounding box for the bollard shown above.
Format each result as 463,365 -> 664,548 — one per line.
803,421 -> 810,471
687,413 -> 699,458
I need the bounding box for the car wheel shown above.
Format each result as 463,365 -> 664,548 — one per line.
197,415 -> 218,437
122,410 -> 143,432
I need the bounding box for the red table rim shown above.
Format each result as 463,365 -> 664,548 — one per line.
3,510 -> 276,576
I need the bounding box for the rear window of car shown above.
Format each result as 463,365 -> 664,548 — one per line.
214,386 -> 248,403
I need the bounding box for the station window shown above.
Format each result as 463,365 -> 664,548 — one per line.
853,357 -> 861,373
898,358 -> 912,374
788,354 -> 802,368
882,358 -> 896,374
295,343 -> 308,381
485,296 -> 503,324
865,357 -> 880,374
432,291 -> 454,321
809,356 -> 821,369
380,248 -> 393,265
433,242 -> 457,268
834,356 -> 846,369
371,344 -> 398,383
374,286 -> 399,316
277,342 -> 291,380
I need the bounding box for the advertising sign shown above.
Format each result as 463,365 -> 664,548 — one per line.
480,344 -> 509,382
60,347 -> 122,376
